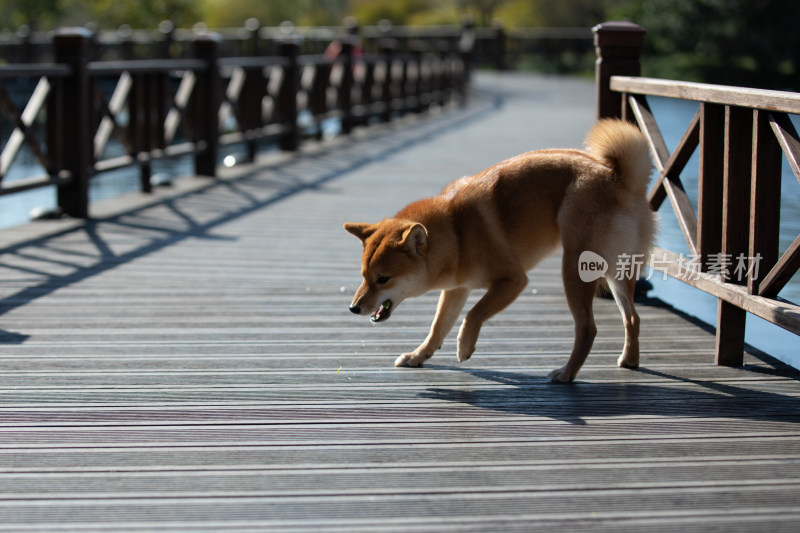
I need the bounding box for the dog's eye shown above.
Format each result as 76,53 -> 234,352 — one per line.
376,276 -> 391,285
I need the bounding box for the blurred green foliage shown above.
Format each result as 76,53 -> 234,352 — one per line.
609,0 -> 800,90
0,0 -> 796,89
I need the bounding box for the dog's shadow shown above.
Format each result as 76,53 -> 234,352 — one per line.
418,364 -> 800,426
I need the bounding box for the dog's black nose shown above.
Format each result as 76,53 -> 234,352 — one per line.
349,305 -> 361,315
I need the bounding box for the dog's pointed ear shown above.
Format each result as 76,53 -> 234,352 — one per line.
401,223 -> 428,256
344,222 -> 376,243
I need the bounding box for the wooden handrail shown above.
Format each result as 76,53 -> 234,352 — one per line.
0,64 -> 71,78
611,76 -> 800,114
87,58 -> 206,74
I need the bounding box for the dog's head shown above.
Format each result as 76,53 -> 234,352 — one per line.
344,219 -> 429,322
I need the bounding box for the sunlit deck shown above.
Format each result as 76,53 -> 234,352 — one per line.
1,72 -> 799,531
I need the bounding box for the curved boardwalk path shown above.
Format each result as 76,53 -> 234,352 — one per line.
1,72 -> 799,531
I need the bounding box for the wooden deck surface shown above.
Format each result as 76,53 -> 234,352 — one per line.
1,72 -> 800,531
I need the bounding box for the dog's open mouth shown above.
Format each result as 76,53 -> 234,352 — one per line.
370,299 -> 392,322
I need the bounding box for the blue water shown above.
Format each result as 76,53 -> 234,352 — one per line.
1,97 -> 798,366
0,156 -> 194,227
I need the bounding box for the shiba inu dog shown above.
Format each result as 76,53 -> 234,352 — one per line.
344,119 -> 656,382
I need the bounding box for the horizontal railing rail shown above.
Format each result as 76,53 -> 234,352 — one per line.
0,28 -> 467,219
594,21 -> 800,366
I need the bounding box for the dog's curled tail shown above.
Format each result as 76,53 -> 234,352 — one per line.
585,119 -> 652,196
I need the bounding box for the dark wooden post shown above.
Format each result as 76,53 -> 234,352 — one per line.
458,18 -> 475,82
339,39 -> 354,134
118,25 -> 134,59
492,22 -> 506,71
245,18 -> 262,56
241,64 -> 266,162
379,38 -> 397,122
52,28 -> 93,218
715,106 -> 754,366
17,25 -> 33,63
277,39 -> 300,151
130,73 -> 149,192
158,20 -> 175,59
697,103 -> 726,271
748,109 -> 782,296
193,33 -> 222,177
409,41 -> 425,113
593,21 -> 646,121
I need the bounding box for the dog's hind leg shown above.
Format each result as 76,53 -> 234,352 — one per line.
395,287 -> 471,367
607,275 -> 640,369
549,253 -> 598,383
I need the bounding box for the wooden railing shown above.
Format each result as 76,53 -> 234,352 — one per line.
594,21 -> 800,365
0,27 -> 467,217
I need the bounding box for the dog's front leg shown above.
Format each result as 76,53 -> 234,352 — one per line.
395,287 -> 471,367
457,273 -> 528,362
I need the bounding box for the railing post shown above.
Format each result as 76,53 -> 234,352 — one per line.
748,109 -> 782,297
158,20 -> 175,59
697,103 -> 726,271
379,38 -> 397,122
715,106 -> 754,366
593,21 -> 645,121
193,33 -> 221,177
245,18 -> 262,56
458,18 -> 476,82
409,40 -> 425,113
277,39 -> 300,151
339,39 -> 354,134
52,28 -> 92,218
492,22 -> 507,71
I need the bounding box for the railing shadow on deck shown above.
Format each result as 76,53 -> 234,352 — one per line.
0,89 -> 501,336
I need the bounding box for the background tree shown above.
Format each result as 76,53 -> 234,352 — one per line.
0,0 -> 61,30
609,0 -> 800,90
0,0 -> 795,90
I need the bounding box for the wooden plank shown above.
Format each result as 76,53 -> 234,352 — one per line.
648,247 -> 800,335
697,103 -> 725,269
717,106 -> 753,365
611,76 -> 800,114
749,110 -> 783,296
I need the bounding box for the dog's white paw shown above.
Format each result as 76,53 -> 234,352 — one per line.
456,325 -> 478,362
548,366 -> 575,383
456,346 -> 474,362
395,353 -> 427,367
617,352 -> 639,369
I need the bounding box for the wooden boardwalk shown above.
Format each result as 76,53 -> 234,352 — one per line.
1,72 -> 800,531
